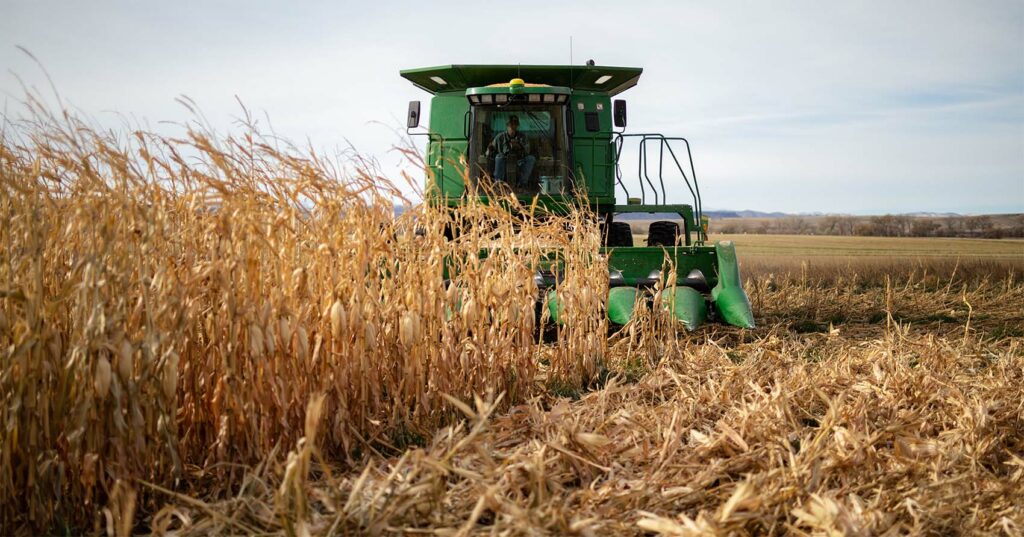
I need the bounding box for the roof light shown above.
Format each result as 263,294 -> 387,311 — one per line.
528,94 -> 541,102
481,94 -> 493,104
543,94 -> 556,103
595,75 -> 613,84
495,94 -> 508,103
429,76 -> 447,85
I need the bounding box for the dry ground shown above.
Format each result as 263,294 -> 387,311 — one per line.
712,233 -> 1024,258
627,232 -> 1024,259
158,255 -> 1024,536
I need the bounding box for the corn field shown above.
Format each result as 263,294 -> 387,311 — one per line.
1,102 -> 1022,535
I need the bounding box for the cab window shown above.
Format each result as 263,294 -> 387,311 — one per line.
468,104 -> 570,195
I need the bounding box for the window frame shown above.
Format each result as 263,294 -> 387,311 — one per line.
467,102 -> 573,194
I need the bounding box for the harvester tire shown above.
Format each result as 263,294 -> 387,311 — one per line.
647,220 -> 680,247
605,222 -> 633,247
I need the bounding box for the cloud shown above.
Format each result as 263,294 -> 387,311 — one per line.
1,0 -> 1021,213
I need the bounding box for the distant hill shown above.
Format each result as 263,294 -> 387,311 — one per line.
394,205 -> 970,219
618,210 -> 814,220
618,210 -> 968,220
704,210 -> 791,218
900,212 -> 962,217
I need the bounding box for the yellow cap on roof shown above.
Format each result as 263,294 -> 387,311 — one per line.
509,78 -> 525,94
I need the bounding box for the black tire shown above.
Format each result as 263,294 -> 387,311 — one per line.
647,220 -> 680,247
605,221 -> 633,247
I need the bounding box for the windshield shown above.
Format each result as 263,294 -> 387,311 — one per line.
468,104 -> 570,196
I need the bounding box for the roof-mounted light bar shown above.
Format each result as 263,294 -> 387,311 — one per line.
468,93 -> 569,105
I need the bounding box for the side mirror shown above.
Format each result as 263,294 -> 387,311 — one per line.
406,101 -> 421,129
613,99 -> 627,128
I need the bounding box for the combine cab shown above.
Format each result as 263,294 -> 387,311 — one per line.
402,64 -> 754,330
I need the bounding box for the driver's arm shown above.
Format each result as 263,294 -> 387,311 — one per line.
487,133 -> 503,156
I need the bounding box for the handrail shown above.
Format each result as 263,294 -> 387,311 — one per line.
639,137 -> 661,205
612,135 -> 624,196
611,133 -> 702,230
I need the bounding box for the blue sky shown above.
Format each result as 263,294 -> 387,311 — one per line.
1,0 -> 1022,214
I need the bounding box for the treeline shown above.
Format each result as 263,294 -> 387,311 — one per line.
714,214 -> 1024,238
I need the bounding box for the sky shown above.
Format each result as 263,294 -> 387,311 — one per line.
1,0 -> 1022,214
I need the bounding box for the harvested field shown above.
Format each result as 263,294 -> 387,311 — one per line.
1,106 -> 1022,535
632,232 -> 1023,293
159,273 -> 1024,536
711,233 -> 1024,258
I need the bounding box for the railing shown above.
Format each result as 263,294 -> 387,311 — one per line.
611,133 -> 703,231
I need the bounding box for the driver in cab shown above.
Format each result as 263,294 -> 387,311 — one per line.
487,115 -> 536,188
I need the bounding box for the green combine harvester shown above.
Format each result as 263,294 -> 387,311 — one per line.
402,63 -> 754,330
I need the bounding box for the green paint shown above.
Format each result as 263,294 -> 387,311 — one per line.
605,245 -> 718,286
424,92 -> 471,199
607,287 -> 639,325
546,289 -> 562,325
404,65 -> 634,216
711,241 -> 755,328
665,286 -> 707,331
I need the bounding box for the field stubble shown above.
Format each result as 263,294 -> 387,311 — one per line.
1,104 -> 1021,535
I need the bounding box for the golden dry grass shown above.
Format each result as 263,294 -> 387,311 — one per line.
1,103 -> 1022,535
0,101 -> 610,533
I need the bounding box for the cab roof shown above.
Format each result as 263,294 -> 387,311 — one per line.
400,64 -> 643,96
